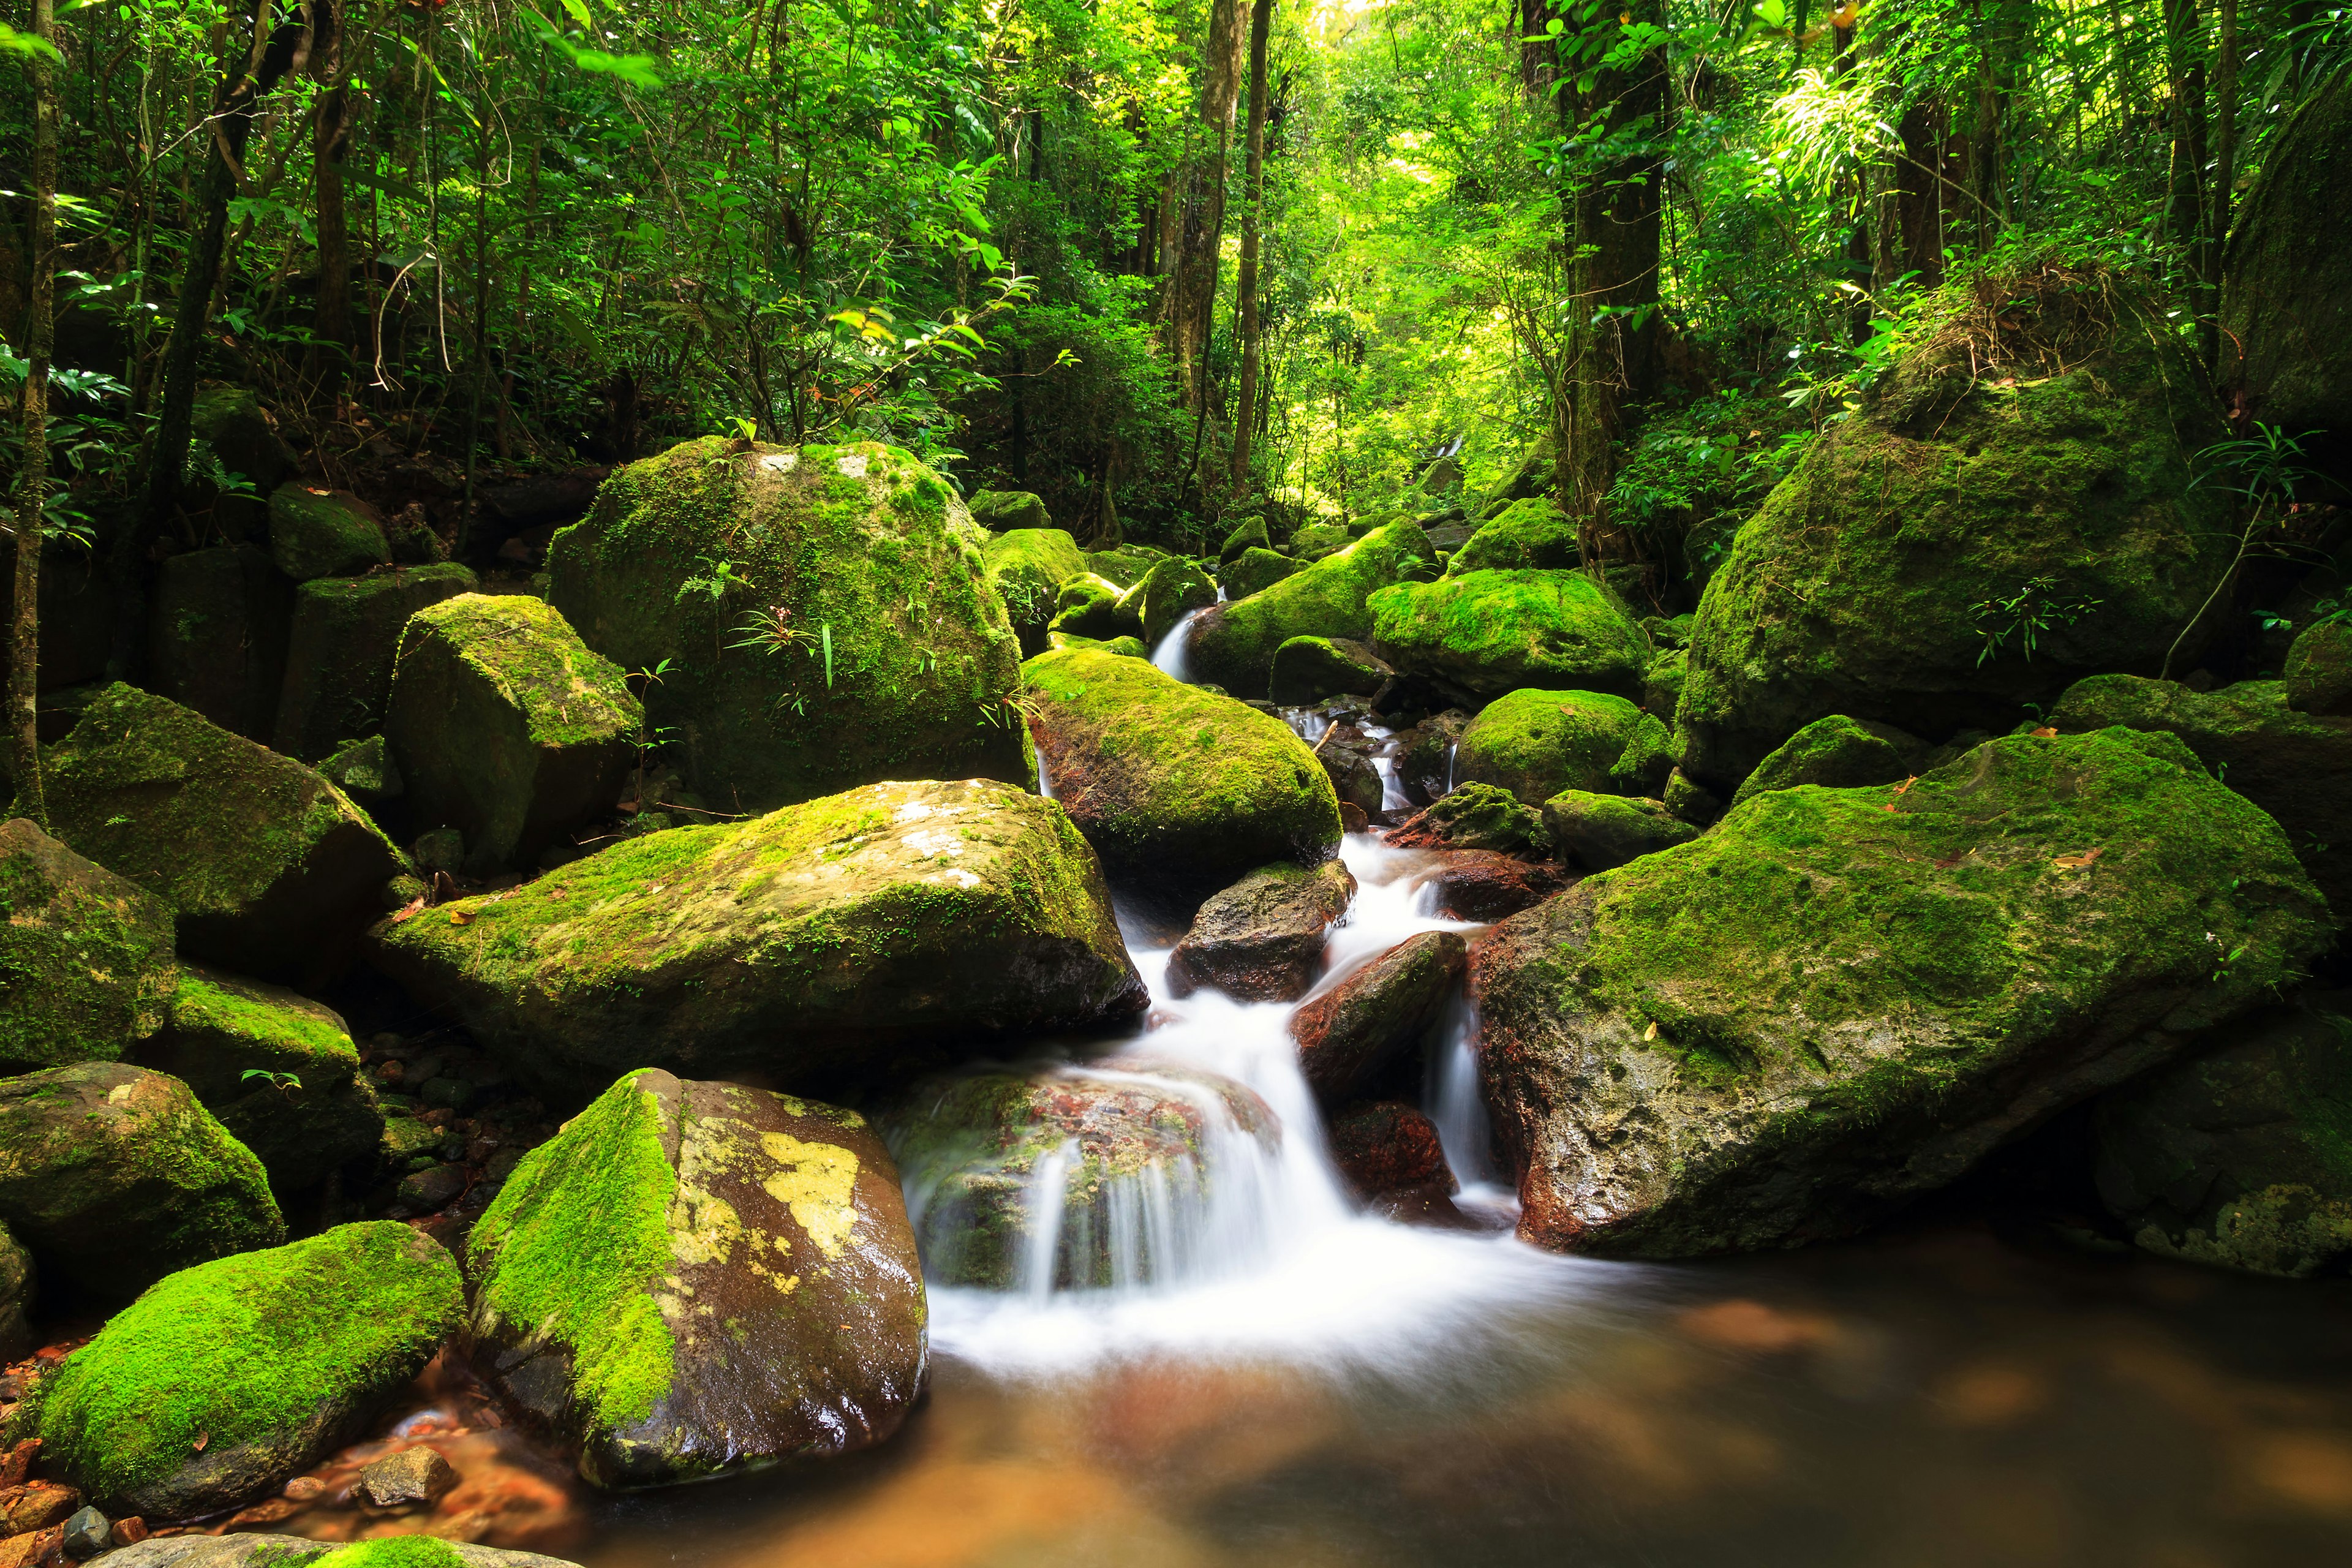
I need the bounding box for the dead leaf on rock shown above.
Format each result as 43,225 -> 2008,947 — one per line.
2051,848 -> 2103,872
390,897 -> 428,925
192,1431 -> 208,1452
2031,725 -> 2058,737
448,909 -> 475,926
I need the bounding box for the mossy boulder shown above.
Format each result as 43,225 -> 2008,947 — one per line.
368,777 -> 1144,1100
888,1065 -> 1276,1289
1023,647 -> 1343,892
1049,573 -> 1144,642
2217,69 -> 2352,483
1268,636 -> 1390,707
1677,276 -> 2233,794
1540,790 -> 1697,871
1643,645 -> 1687,717
1288,521 -> 1352,559
189,387 -> 296,502
148,546 -> 291,742
966,489 -> 1050,532
0,1062 -> 284,1302
469,1069 -> 925,1488
268,484 -> 390,582
273,564 -> 479,762
1088,545 -> 1168,585
386,595 -> 642,874
0,820 -> 175,1074
1610,710 -> 1676,796
2095,994 -> 2352,1278
1729,714 -> 1928,808
1389,781 -> 1550,856
1219,516 -> 1270,562
111,1539 -> 579,1567
1369,569 -> 1648,706
28,1221 -> 461,1518
2285,618 -> 2352,716
320,734 -> 401,805
134,965 -> 381,1199
1046,631 -> 1147,659
1222,547 -> 1306,600
1476,727 -> 2334,1258
1126,557 -> 1218,647
546,438 -> 1027,813
45,686 -> 405,980
2048,674 -> 2352,922
1291,930 -> 1467,1106
1445,497 -> 1580,576
1454,689 -> 1644,806
1187,522 -> 1435,699
1166,859 -> 1357,1002
981,528 -> 1088,655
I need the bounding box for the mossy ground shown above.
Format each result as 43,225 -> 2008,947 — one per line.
1455,689 -> 1643,805
1369,569 -> 1647,704
28,1221 -> 461,1506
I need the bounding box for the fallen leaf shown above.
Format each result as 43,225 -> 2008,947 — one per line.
2032,725 -> 2057,738
448,908 -> 475,926
2051,848 -> 2103,872
390,896 -> 427,925
1934,851 -> 1968,869
1643,1021 -> 1659,1041
192,1431 -> 208,1452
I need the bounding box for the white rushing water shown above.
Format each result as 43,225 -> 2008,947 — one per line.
1150,609 -> 1205,679
922,834 -> 1627,1378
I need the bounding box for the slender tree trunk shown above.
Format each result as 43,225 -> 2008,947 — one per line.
1228,0 -> 1273,488
10,0 -> 58,824
309,0 -> 352,404
2207,0 -> 2237,368
1168,0 -> 1247,414
461,105 -> 490,559
1834,9 -> 1870,343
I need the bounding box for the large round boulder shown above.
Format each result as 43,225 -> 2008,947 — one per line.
468,1069 -> 925,1489
1453,688 -> 1644,805
1023,646 -> 1341,893
0,1063 -> 284,1302
367,777 -> 1144,1101
24,1221 -> 461,1519
1728,714 -> 1929,807
546,438 -> 1027,813
0,820 -> 175,1074
981,527 -> 1088,655
1368,570 -> 1648,706
1186,522 -> 1434,697
1474,728 -> 2333,1258
1676,273 -> 2234,793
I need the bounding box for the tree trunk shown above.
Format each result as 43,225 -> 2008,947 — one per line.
2207,0 -> 2237,368
1881,93 -> 1948,294
309,0 -> 352,404
1228,0 -> 1273,488
10,0 -> 57,824
1168,0 -> 1248,414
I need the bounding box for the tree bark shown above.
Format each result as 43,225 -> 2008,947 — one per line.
1228,0 -> 1273,488
10,0 -> 58,824
1167,0 -> 1248,414
2207,0 -> 2236,368
309,0 -> 352,404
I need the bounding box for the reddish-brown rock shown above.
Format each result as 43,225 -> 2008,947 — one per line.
1327,1102 -> 1467,1227
1421,851 -> 1571,922
1292,931 -> 1467,1104
1167,860 -> 1356,1002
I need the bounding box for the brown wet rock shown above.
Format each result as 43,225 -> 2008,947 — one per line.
394,1164 -> 470,1215
0,1481 -> 79,1534
1327,1102 -> 1467,1226
1166,861 -> 1357,1002
470,1072 -> 927,1490
358,1445 -> 459,1508
0,1526 -> 59,1568
1292,932 -> 1467,1106
1421,851 -> 1570,922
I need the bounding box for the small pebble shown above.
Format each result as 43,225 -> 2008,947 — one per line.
357,1446 -> 459,1509
61,1505 -> 109,1560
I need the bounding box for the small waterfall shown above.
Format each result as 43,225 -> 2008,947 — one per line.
1033,737 -> 1057,801
1446,739 -> 1460,794
1150,609 -> 1204,680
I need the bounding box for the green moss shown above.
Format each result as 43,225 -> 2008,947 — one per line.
545,438 -> 1025,813
1541,789 -> 1697,870
166,968 -> 356,1084
966,489 -> 1050,532
1445,497 -> 1580,576
1454,689 -> 1643,805
982,528 -> 1088,650
1268,636 -> 1387,706
1610,711 -> 1677,796
274,565 -> 480,761
1023,646 -> 1342,885
308,1540 -> 470,1568
32,1221 -> 461,1505
1730,714 -> 1923,807
396,595 -> 639,750
0,821 -> 175,1073
1221,548 -> 1306,600
1187,522 -> 1433,697
268,486 -> 389,582
470,1071 -> 678,1432
1220,516 -> 1270,560
1405,781 -> 1551,855
2284,619 -> 2352,715
1130,557 -> 1218,646
1369,568 -> 1648,704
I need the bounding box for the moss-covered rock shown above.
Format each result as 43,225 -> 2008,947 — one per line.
981,528 -> 1088,655
1126,557 -> 1218,647
1267,636 -> 1390,707
1540,790 -> 1697,871
1087,545 -> 1168,586
1188,522 -> 1435,698
1476,728 -> 2334,1258
1642,645 -> 1687,718
267,484 -> 390,583
1610,710 -> 1677,796
1166,860 -> 1356,1002
1661,765 -> 1724,826
133,965 -> 381,1199
29,1221 -> 459,1518
1393,709 -> 1471,806
2095,993 -> 2352,1278
0,1062 -> 284,1302
1023,647 -> 1342,891
546,439 -> 1027,813
385,595 -> 641,874
2217,69 -> 2352,481
320,734 -> 402,805
1219,516 -> 1270,562
2048,674 -> 2352,922
273,564 -> 479,762
1445,497 -> 1580,576
469,1069 -> 924,1488
1046,631 -> 1148,659
1678,275 -> 2234,793
1369,569 -> 1648,706
966,489 -> 1050,532
1292,931 -> 1466,1106
148,546 -> 291,743
1454,689 -> 1644,806
1389,781 -> 1551,856
189,387 -> 296,504
108,1536 -> 578,1567
1049,573 -> 1143,642
45,685 -> 404,980
2284,618 -> 2352,716
369,777 -> 1143,1099
1729,714 -> 1928,808
888,1065 -> 1275,1289
1288,521 -> 1351,559
0,820 -> 175,1074
1221,547 -> 1306,600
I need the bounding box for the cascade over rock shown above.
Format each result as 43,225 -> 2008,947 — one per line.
1292,931 -> 1466,1105
1676,274 -> 2233,794
367,777 -> 1144,1099
1475,728 -> 2333,1257
546,438 -> 1027,812
468,1070 -> 925,1489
